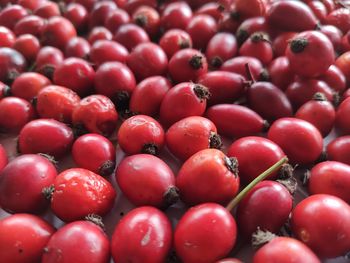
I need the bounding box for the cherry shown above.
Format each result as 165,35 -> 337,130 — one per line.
111,206 -> 172,263
221,56 -> 263,80
267,117 -> 323,165
113,23 -> 150,51
42,219 -> 109,263
295,92 -> 335,137
0,47 -> 27,84
0,97 -> 36,132
126,42 -> 168,81
0,154 -> 57,214
41,16 -> 77,51
35,85 -> 81,124
159,29 -> 192,58
168,48 -> 208,83
34,46 -> 64,79
72,95 -> 118,137
104,9 -> 130,34
48,168 -> 116,222
94,62 -> 136,109
286,31 -> 335,78
308,161 -> 350,203
159,82 -> 210,128
129,76 -> 171,116
186,14 -> 217,51
116,154 -> 178,208
227,136 -> 285,184
253,236 -> 321,263
87,26 -> 113,44
0,5 -> 28,30
65,37 -> 91,59
166,116 -> 222,161
34,1 -> 60,19
239,32 -> 273,65
236,180 -> 293,238
206,104 -> 266,138
206,32 -> 237,68
90,40 -> 129,67
291,194 -> 350,258
11,72 -> 51,101
160,1 -> 193,31
0,26 -> 16,48
18,119 -> 74,159
63,3 -> 88,33
327,135 -> 350,165
132,6 -> 160,38
14,15 -> 45,38
174,203 -> 237,263
53,57 -> 95,96
13,34 -> 40,62
72,133 -> 115,176
0,214 -> 55,263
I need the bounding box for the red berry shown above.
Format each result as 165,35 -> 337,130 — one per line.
90,40 -> 129,67
0,26 -> 16,48
159,29 -> 192,58
113,23 -> 150,51
206,32 -> 237,68
327,135 -> 350,165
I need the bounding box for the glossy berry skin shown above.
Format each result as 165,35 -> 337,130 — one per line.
0,154 -> 57,214
160,1 -> 192,31
235,16 -> 268,46
239,33 -> 273,65
127,43 -> 168,81
327,136 -> 350,165
0,47 -> 27,84
72,95 -> 118,137
253,237 -> 321,263
319,65 -> 346,93
116,154 -> 177,208
0,214 -> 55,263
18,119 -> 74,159
286,31 -> 335,78
104,9 -> 130,33
72,133 -> 116,176
198,71 -> 244,106
50,168 -> 116,222
34,1 -> 60,19
221,56 -> 263,80
166,116 -> 221,161
335,51 -> 350,83
111,206 -> 172,263
41,16 -> 77,51
326,8 -> 350,34
13,34 -> 40,62
159,82 -> 209,128
113,23 -> 150,52
273,32 -> 298,57
159,29 -> 192,58
295,94 -> 335,137
168,48 -> 208,83
206,104 -> 265,138
90,40 -> 128,67
53,58 -> 95,97
268,118 -> 323,165
88,1 -> 117,29
63,3 -> 88,32
0,5 -> 28,30
13,15 -> 45,37
118,115 -> 164,155
308,161 -> 350,203
88,26 -> 113,44
129,76 -> 171,116
10,72 -> 51,101
227,137 -> 285,184
319,25 -> 343,53
236,181 -> 292,238
132,6 -> 160,38
335,97 -> 350,135
94,62 -> 136,107
291,194 -> 350,258
205,33 -> 237,68
176,149 -> 239,205
0,26 -> 16,47
174,203 -> 237,263
215,259 -> 242,263
286,79 -> 333,110
186,14 -> 217,51
36,85 -> 81,124
42,220 -> 109,263
65,37 -> 91,59
0,97 -> 35,133
0,144 -> 7,172
34,46 -> 64,79
247,82 -> 293,121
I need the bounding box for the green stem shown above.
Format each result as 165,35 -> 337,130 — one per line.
226,156 -> 289,211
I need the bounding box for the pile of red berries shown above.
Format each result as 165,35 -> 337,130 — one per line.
0,0 -> 350,262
